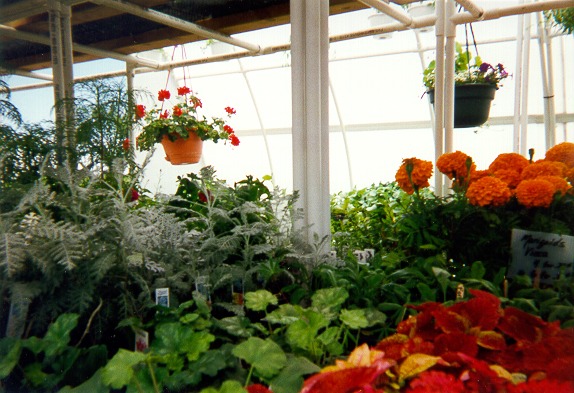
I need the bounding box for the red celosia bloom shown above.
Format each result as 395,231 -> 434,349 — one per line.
229,134 -> 240,146
246,384 -> 272,393
177,86 -> 191,96
545,142 -> 574,168
157,89 -> 170,101
521,160 -> 566,180
190,96 -> 202,108
466,176 -> 512,207
223,124 -> 234,134
406,370 -> 466,393
515,178 -> 556,208
436,151 -> 475,185
488,152 -> 529,174
395,157 -> 433,195
135,104 -> 146,118
493,169 -> 521,189
122,138 -> 130,151
225,106 -> 236,115
172,106 -> 183,117
536,175 -> 571,195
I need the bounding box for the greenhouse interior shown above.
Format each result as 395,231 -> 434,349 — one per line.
1,0 -> 574,392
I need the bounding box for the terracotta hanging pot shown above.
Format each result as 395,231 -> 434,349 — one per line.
428,84 -> 497,128
160,132 -> 203,165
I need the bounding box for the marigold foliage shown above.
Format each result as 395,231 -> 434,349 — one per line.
515,178 -> 556,208
466,176 -> 512,207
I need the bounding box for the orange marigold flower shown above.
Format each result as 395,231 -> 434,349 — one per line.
493,169 -> 521,189
515,179 -> 556,208
567,168 -> 574,186
436,151 -> 475,182
521,160 -> 566,180
157,89 -> 170,101
470,169 -> 490,184
395,158 -> 434,195
545,142 -> 574,168
466,176 -> 512,207
536,175 -> 571,196
488,152 -> 529,174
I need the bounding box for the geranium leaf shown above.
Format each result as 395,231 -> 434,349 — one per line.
244,290 -> 278,312
398,353 -> 441,382
340,309 -> 369,330
270,356 -> 321,393
216,316 -> 254,338
102,349 -> 147,389
232,337 -> 287,379
286,311 -> 329,351
265,304 -> 304,325
311,288 -> 348,319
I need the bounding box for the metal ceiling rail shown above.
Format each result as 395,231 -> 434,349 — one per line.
450,0 -> 574,24
359,0 -> 415,27
0,0 -> 85,23
0,24 -> 161,69
89,0 -> 262,54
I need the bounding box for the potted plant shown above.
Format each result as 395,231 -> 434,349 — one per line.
423,42 -> 510,128
135,86 -> 240,165
407,1 -> 435,33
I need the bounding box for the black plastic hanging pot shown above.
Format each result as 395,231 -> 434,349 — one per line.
428,84 -> 497,128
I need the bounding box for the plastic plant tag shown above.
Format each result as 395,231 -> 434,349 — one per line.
155,288 -> 170,307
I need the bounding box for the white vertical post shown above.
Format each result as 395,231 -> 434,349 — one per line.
513,2 -> 525,154
291,0 -> 331,250
48,0 -> 66,164
536,12 -> 556,149
444,0 -> 456,155
434,0 -> 446,196
60,2 -> 75,163
520,12 -> 532,156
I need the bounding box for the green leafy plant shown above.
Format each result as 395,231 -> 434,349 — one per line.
423,42 -> 509,90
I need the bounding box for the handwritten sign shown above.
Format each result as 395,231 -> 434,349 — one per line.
509,229 -> 574,285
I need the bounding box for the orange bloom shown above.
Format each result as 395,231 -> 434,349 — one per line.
536,175 -> 571,196
515,179 -> 556,208
567,168 -> 574,186
545,142 -> 574,168
436,151 -> 475,183
488,152 -> 529,175
395,158 -> 434,195
466,176 -> 512,207
521,160 -> 566,180
493,169 -> 521,189
470,170 -> 490,184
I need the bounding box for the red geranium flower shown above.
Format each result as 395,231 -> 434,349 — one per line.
223,125 -> 234,134
157,89 -> 170,101
172,106 -> 183,117
177,86 -> 191,96
225,106 -> 236,115
229,134 -> 240,146
122,138 -> 130,151
159,110 -> 169,119
135,104 -> 146,118
190,96 -> 202,109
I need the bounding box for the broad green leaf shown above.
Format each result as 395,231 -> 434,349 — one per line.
58,369 -> 109,393
193,350 -> 228,377
217,316 -> 254,338
200,380 -> 247,393
24,362 -> 60,389
363,308 -> 387,327
339,309 -> 369,330
317,327 -> 344,356
270,356 -> 321,393
286,311 -> 329,351
0,338 -> 21,378
102,349 -> 147,389
311,288 -> 348,319
244,290 -> 278,312
232,337 -> 287,379
265,304 -> 304,325
180,313 -> 200,324
42,313 -> 80,357
152,323 -> 215,361
470,261 -> 486,280
417,282 -> 436,302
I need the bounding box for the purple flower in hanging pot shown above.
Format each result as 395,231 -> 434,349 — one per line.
479,62 -> 492,73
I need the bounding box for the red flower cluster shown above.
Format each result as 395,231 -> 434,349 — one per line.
300,290 -> 574,393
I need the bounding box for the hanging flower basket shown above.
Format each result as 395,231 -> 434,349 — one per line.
161,132 -> 203,165
428,83 -> 497,128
